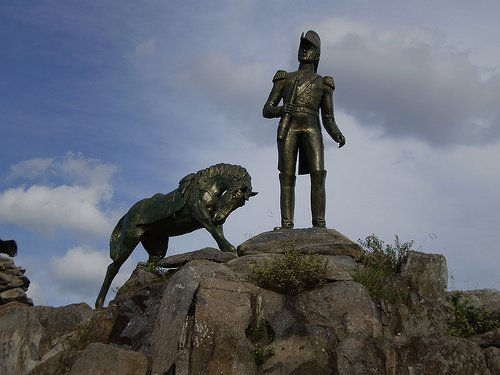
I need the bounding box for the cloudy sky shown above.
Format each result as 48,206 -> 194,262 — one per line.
1,1 -> 499,306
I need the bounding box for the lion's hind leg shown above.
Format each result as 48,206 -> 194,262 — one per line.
95,232 -> 140,308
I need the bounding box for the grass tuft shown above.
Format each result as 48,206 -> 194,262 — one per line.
352,234 -> 413,302
249,249 -> 327,295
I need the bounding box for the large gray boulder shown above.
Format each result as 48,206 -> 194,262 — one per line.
460,289 -> 500,314
0,302 -> 96,374
237,227 -> 364,259
406,337 -> 491,375
157,247 -> 237,268
69,342 -> 148,375
150,260 -> 238,374
398,251 -> 449,338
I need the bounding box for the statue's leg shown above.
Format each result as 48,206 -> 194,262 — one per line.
279,173 -> 296,229
311,170 -> 327,228
95,234 -> 139,309
199,220 -> 235,252
213,225 -> 236,253
141,231 -> 169,262
277,130 -> 298,229
303,126 -> 326,228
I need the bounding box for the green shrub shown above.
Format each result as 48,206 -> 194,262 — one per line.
250,249 -> 327,295
352,234 -> 413,302
447,292 -> 500,337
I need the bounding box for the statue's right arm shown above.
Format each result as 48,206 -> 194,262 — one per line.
263,70 -> 287,119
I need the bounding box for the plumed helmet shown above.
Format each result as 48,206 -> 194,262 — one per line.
300,30 -> 321,57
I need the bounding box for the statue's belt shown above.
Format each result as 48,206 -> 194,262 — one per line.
294,106 -> 319,117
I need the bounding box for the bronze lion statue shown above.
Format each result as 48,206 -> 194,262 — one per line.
95,163 -> 257,308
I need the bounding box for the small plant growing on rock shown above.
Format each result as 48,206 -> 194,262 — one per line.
246,319 -> 275,366
141,256 -> 172,282
249,249 -> 327,295
353,234 -> 413,302
447,292 -> 500,338
254,344 -> 275,366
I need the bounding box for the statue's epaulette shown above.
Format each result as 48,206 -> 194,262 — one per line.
272,70 -> 288,82
323,76 -> 335,91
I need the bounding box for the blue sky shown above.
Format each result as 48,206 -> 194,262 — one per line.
1,1 -> 499,306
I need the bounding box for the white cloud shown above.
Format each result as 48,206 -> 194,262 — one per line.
49,245 -> 133,298
0,153 -> 116,236
316,18 -> 500,146
26,281 -> 47,306
7,158 -> 54,180
181,53 -> 269,129
0,185 -> 112,235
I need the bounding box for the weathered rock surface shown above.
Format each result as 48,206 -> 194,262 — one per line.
0,255 -> 32,306
157,247 -> 237,268
484,346 -> 500,375
237,227 -> 364,260
461,289 -> 500,314
406,337 -> 490,375
70,342 -> 148,375
471,328 -> 500,348
0,302 -> 97,374
0,229 -> 498,374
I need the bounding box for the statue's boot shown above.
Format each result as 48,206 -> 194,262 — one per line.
311,170 -> 327,228
276,173 -> 296,229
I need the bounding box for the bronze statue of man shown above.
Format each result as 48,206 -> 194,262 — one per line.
263,30 -> 345,229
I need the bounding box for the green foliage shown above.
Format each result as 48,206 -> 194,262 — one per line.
353,234 -> 413,302
250,249 -> 328,295
447,292 -> 500,337
246,319 -> 275,366
352,267 -> 401,302
358,234 -> 412,273
254,344 -> 275,366
141,256 -> 172,282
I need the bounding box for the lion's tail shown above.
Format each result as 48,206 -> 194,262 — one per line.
110,216 -> 125,261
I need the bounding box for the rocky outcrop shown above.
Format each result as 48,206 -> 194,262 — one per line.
237,228 -> 364,260
0,228 -> 498,374
157,247 -> 237,268
461,289 -> 500,314
0,255 -> 32,306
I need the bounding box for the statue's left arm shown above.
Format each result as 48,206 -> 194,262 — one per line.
321,76 -> 346,148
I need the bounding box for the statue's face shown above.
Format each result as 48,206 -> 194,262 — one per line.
298,42 -> 318,64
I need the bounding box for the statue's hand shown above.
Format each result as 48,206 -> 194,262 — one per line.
283,103 -> 294,115
334,132 -> 346,148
